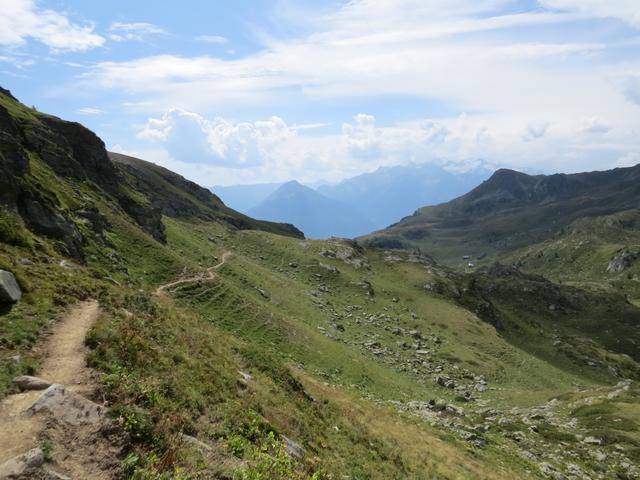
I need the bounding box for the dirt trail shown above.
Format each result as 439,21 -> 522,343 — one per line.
0,300 -> 99,464
155,251 -> 232,296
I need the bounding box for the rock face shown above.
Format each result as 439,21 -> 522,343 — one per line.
0,270 -> 21,303
0,106 -> 30,207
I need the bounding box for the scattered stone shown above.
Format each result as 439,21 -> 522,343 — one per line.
582,436 -> 601,446
58,260 -> 78,270
255,288 -> 269,299
0,270 -> 22,303
0,448 -> 45,479
12,375 -> 52,391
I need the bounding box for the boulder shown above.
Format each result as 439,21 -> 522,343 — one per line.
12,375 -> 52,391
28,384 -> 104,425
0,270 -> 21,303
0,448 -> 45,479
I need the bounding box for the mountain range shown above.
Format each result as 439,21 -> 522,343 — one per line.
363,166 -> 640,266
247,180 -> 376,238
212,163 -> 491,238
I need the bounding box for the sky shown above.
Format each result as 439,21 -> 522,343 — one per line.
1,0 -> 640,186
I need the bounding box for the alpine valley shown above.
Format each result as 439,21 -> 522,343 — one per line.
0,87 -> 639,480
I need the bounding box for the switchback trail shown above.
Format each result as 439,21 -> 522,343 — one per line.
0,300 -> 100,464
155,250 -> 232,296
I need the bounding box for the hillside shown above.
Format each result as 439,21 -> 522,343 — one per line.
248,180 -> 376,238
319,163 -> 490,229
362,166 -> 640,266
500,209 -> 640,299
1,89 -> 639,480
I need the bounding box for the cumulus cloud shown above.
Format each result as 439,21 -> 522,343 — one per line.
138,109 -> 295,167
0,0 -> 104,51
108,22 -> 165,42
76,0 -> 640,182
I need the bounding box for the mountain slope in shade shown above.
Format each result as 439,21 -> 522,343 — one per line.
318,163 -> 491,228
248,180 -> 376,238
211,182 -> 283,212
362,165 -> 640,265
110,153 -> 302,239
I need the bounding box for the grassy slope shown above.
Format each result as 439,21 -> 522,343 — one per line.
501,209 -> 640,299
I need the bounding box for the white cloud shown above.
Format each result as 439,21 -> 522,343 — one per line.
108,22 -> 166,42
138,109 -> 295,168
77,107 -> 105,115
538,0 -> 640,28
126,105 -> 640,186
0,0 -> 104,51
195,35 -> 228,45
78,0 -> 640,182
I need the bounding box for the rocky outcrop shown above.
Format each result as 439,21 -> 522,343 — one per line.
0,105 -> 30,206
607,249 -> 638,273
17,191 -> 84,259
0,270 -> 22,303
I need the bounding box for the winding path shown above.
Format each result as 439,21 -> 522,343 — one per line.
155,251 -> 232,296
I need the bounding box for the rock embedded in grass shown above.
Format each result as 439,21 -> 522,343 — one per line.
0,269 -> 21,303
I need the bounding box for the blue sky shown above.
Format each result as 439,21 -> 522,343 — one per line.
1,0 -> 640,185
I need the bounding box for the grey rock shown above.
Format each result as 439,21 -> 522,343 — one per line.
0,270 -> 21,303
281,435 -> 305,460
28,384 -> 104,425
12,375 -> 52,391
0,448 -> 45,479
607,249 -> 638,273
583,436 -> 602,445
